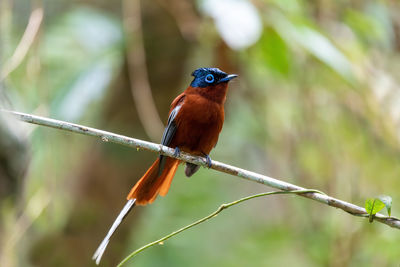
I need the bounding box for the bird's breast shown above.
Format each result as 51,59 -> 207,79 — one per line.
172,94 -> 224,154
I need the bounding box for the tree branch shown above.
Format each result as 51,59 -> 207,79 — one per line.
117,189 -> 324,266
2,109 -> 399,230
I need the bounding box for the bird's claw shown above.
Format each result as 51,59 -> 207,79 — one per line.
174,147 -> 181,157
204,154 -> 212,168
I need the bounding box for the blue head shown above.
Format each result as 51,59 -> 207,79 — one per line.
190,68 -> 237,88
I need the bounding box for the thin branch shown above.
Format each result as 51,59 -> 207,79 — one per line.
117,189 -> 324,266
2,109 -> 400,230
0,8 -> 43,81
123,0 -> 165,141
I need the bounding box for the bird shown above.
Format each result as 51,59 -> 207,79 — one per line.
92,67 -> 237,264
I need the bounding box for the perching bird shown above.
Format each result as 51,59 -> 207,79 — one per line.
93,67 -> 237,264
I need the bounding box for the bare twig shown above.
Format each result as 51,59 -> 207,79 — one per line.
0,8 -> 43,81
117,189 -> 324,266
123,0 -> 165,141
2,109 -> 400,230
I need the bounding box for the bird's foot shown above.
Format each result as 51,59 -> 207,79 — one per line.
174,147 -> 181,158
203,153 -> 212,168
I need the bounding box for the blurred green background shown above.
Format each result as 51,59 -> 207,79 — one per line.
1,0 -> 400,266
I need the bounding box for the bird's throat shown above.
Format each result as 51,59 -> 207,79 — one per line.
189,84 -> 228,105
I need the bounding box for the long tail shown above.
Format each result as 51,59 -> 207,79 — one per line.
127,157 -> 180,205
92,199 -> 136,265
92,157 -> 179,264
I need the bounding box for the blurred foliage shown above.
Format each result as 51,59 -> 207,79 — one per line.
1,0 -> 400,266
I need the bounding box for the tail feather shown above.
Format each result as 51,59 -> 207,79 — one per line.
93,157 -> 179,264
127,157 -> 179,205
159,161 -> 179,196
92,199 -> 136,265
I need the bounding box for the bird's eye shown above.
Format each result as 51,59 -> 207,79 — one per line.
205,74 -> 214,83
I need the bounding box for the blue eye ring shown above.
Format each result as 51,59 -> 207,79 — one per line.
205,74 -> 214,83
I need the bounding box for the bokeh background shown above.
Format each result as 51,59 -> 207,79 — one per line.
1,0 -> 400,266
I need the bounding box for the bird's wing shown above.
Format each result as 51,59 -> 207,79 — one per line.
159,94 -> 185,174
161,93 -> 185,146
160,104 -> 181,147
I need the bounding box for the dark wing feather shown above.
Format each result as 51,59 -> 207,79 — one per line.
161,105 -> 180,146
159,105 -> 181,175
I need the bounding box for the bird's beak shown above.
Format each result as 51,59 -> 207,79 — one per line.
219,74 -> 238,83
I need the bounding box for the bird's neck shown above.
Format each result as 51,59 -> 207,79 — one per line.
186,84 -> 228,105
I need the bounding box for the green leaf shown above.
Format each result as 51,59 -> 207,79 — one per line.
365,198 -> 385,214
365,198 -> 385,222
379,195 -> 392,217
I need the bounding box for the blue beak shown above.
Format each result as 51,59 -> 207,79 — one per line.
219,74 -> 238,83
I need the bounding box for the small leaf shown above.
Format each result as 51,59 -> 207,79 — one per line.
365,198 -> 385,222
367,198 -> 385,214
379,195 -> 392,217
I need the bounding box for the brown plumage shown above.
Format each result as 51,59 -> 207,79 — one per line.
93,68 -> 237,264
127,78 -> 232,204
127,157 -> 179,204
